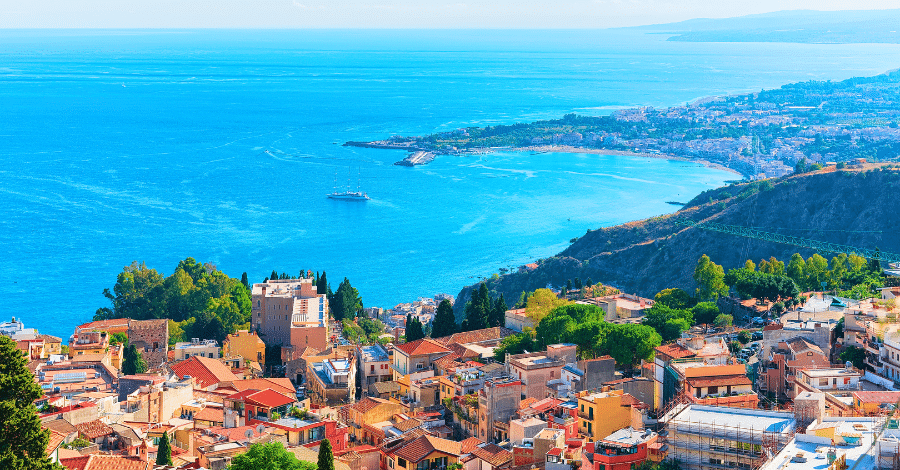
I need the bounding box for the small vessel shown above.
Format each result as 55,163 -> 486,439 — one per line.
328,168 -> 369,200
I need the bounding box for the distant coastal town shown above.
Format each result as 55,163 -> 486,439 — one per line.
348,70 -> 900,179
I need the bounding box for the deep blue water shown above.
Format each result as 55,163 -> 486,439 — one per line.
2,29 -> 900,338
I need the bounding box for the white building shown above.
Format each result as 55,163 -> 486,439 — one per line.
173,338 -> 220,361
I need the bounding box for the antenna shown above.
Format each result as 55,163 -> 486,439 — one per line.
244,429 -> 253,439
256,424 -> 265,434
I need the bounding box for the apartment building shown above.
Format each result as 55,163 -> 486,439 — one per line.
391,338 -> 451,379
582,428 -> 658,470
252,279 -> 328,351
507,343 -> 577,399
758,337 -> 831,400
576,389 -> 644,443
173,338 -> 219,361
654,336 -> 730,410
307,357 -> 355,404
669,363 -> 758,409
662,405 -> 796,470
478,377 -> 523,443
357,344 -> 391,389
222,330 -> 266,365
794,366 -> 862,396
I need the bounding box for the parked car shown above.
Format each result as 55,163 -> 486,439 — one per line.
751,317 -> 765,325
752,331 -> 763,341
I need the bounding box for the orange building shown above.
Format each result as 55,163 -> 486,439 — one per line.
223,330 -> 266,365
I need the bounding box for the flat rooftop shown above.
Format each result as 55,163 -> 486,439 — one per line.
671,405 -> 795,434
799,368 -> 861,378
359,345 -> 388,362
760,419 -> 877,470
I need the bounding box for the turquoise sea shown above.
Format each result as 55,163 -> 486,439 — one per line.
2,29 -> 900,338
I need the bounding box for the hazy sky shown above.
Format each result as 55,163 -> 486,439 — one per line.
4,0 -> 900,29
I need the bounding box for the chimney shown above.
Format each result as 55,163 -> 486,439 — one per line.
139,440 -> 148,462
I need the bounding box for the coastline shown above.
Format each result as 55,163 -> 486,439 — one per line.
466,144 -> 747,178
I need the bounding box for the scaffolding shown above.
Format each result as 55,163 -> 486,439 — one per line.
659,406 -> 796,470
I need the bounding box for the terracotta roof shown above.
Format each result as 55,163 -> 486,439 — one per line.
46,429 -> 66,455
37,334 -> 62,343
655,343 -> 695,359
687,375 -> 753,388
763,323 -> 784,331
204,425 -> 269,442
350,397 -> 395,414
518,397 -> 538,410
470,443 -> 512,467
683,364 -> 747,378
42,418 -> 77,435
460,437 -> 484,454
434,327 -> 517,346
75,420 -> 115,440
370,381 -> 400,394
393,418 -> 423,432
193,406 -> 225,423
393,435 -> 462,463
170,355 -> 239,388
244,389 -> 296,408
229,378 -> 295,397
852,391 -> 900,404
527,397 -> 561,412
60,455 -> 149,470
76,318 -> 131,332
785,337 -> 824,355
393,338 -> 452,357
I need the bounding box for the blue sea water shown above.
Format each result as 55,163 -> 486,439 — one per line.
2,29 -> 900,338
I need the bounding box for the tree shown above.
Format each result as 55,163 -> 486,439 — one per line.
406,317 -> 425,342
805,254 -> 829,291
786,254 -> 805,287
524,288 -> 570,325
156,432 -> 173,466
714,314 -> 733,327
489,293 -> 507,328
464,284 -> 491,331
870,249 -> 882,274
737,331 -> 751,344
240,272 -> 249,289
691,302 -> 720,326
654,288 -> 696,310
642,305 -> 693,342
229,442 -> 315,470
839,346 -> 866,370
493,329 -> 536,362
431,299 -> 457,338
694,255 -> 728,301
122,344 -> 147,375
330,278 -> 362,322
0,336 -> 63,469
318,438 -> 335,470
601,324 -> 661,369
744,259 -> 756,271
109,332 -> 128,346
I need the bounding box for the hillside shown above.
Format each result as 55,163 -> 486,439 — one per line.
453,166 -> 900,319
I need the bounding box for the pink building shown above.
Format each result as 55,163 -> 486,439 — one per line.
252,279 -> 328,353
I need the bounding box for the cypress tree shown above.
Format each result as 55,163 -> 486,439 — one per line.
240,272 -> 249,289
156,432 -> 173,466
122,344 -> 147,375
318,438 -> 335,470
270,270 -> 278,281
0,336 -> 61,469
406,318 -> 425,342
431,299 -> 457,338
490,293 -> 507,328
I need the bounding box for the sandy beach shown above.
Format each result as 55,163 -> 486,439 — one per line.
493,144 -> 747,178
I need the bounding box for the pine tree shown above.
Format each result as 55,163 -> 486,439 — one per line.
431,299 -> 457,338
870,248 -> 883,274
270,270 -> 278,281
122,344 -> 147,375
0,336 -> 62,469
318,438 -> 335,470
156,432 -> 173,466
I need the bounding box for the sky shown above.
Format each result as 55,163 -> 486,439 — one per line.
3,0 -> 900,28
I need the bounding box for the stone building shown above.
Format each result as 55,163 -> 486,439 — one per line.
127,319 -> 169,368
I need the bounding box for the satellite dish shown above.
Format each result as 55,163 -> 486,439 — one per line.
256,424 -> 265,434
244,429 -> 254,439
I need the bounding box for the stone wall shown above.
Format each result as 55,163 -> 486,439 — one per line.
127,320 -> 169,368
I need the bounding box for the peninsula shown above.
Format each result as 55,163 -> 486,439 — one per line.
348,70 -> 900,179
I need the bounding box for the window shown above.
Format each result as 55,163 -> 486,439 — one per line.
589,407 -> 593,420
371,365 -> 375,373
708,386 -> 719,394
396,458 -> 406,468
819,378 -> 829,386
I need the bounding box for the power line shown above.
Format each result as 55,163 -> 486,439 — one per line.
673,218 -> 900,264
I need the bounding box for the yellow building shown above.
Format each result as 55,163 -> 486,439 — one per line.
852,391 -> 900,414
38,335 -> 63,358
576,389 -> 643,442
438,375 -> 458,402
223,330 -> 266,365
